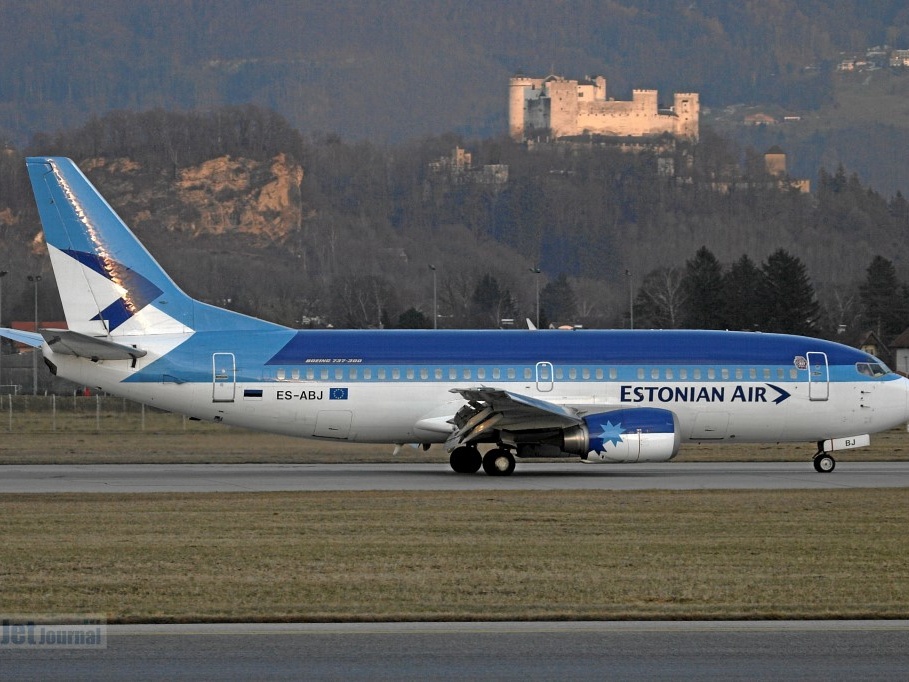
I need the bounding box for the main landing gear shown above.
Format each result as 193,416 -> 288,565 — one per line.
449,446 -> 516,476
813,449 -> 836,473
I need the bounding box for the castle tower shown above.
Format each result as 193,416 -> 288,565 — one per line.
509,76 -> 537,141
673,92 -> 700,141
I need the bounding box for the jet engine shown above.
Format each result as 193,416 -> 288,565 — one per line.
561,408 -> 680,463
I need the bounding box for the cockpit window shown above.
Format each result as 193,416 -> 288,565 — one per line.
856,362 -> 888,377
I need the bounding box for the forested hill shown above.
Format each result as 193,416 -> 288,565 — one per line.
1,108 -> 908,342
1,0 -> 908,144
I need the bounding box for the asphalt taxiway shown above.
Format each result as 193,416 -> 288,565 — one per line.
4,621 -> 909,680
1,461 -> 909,493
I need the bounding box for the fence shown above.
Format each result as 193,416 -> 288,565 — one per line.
0,394 -> 202,433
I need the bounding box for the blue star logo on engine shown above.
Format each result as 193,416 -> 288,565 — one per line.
592,420 -> 624,452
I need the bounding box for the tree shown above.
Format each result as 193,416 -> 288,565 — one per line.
635,267 -> 687,329
681,246 -> 725,329
758,249 -> 819,335
396,307 -> 430,329
540,274 -> 577,327
859,255 -> 907,340
469,273 -> 517,328
721,254 -> 764,331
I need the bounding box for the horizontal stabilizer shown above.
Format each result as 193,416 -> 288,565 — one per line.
0,327 -> 43,348
40,328 -> 147,361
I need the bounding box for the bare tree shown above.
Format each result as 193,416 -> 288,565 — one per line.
635,267 -> 687,329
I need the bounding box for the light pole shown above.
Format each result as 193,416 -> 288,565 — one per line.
529,267 -> 541,328
0,270 -> 7,390
625,269 -> 634,330
428,265 -> 437,329
27,274 -> 41,395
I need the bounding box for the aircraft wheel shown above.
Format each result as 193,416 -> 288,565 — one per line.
450,446 -> 482,474
813,453 -> 835,473
482,448 -> 515,476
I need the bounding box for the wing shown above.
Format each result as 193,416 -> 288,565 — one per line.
445,386 -> 582,451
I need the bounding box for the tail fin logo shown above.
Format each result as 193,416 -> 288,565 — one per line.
63,248 -> 163,332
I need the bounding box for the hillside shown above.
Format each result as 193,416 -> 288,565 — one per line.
2,108 -> 908,337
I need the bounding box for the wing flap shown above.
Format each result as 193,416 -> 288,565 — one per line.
445,387 -> 582,450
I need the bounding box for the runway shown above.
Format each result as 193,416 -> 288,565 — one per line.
2,461 -> 909,492
4,621 -> 909,680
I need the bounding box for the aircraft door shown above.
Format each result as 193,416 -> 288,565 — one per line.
536,361 -> 554,392
807,351 -> 829,401
212,352 -> 236,403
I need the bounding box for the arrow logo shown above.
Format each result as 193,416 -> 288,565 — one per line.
766,383 -> 791,404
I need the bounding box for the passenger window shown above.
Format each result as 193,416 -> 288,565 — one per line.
291,369 -> 300,380
524,368 -> 532,380
651,368 -> 659,380
790,368 -> 798,379
306,368 -> 314,380
392,368 -> 401,380
449,368 -> 457,380
582,368 -> 590,380
637,368 -> 645,380
507,368 -> 516,379
349,368 -> 358,380
665,368 -> 673,380
435,368 -> 443,380
277,369 -> 286,380
693,368 -> 702,380
568,368 -> 577,380
405,368 -> 414,380
608,368 -> 616,380
320,369 -> 329,380
378,369 -> 386,380
777,368 -> 784,379
721,368 -> 729,380
478,368 -> 486,380
335,369 -> 343,380
707,368 -> 716,380
493,368 -> 501,380
420,368 -> 428,380
679,368 -> 688,380
749,368 -> 756,380
555,368 -> 564,380
735,368 -> 743,380
463,369 -> 472,380
363,368 -> 372,380
763,368 -> 770,380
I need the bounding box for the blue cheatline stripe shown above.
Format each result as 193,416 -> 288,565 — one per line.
265,329 -> 875,366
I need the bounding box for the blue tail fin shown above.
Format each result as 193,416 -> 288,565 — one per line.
26,157 -> 282,336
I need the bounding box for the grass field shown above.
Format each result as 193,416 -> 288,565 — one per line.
3,398 -> 908,623
2,489 -> 907,623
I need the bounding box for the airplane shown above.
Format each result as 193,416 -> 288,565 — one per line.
2,156 -> 909,476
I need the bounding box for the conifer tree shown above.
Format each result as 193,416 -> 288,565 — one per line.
722,254 -> 764,331
681,246 -> 725,329
859,255 -> 907,339
758,249 -> 819,335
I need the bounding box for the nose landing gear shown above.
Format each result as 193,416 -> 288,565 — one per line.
813,451 -> 836,473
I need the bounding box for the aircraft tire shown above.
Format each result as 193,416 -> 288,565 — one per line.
813,453 -> 835,473
450,446 -> 482,474
482,448 -> 516,476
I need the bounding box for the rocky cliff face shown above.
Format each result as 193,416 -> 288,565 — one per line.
82,154 -> 305,243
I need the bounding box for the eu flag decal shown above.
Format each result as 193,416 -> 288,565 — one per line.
329,387 -> 349,400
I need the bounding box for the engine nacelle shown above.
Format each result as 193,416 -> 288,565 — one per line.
562,408 -> 680,463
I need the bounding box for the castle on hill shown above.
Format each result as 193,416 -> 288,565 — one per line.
509,75 -> 699,142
